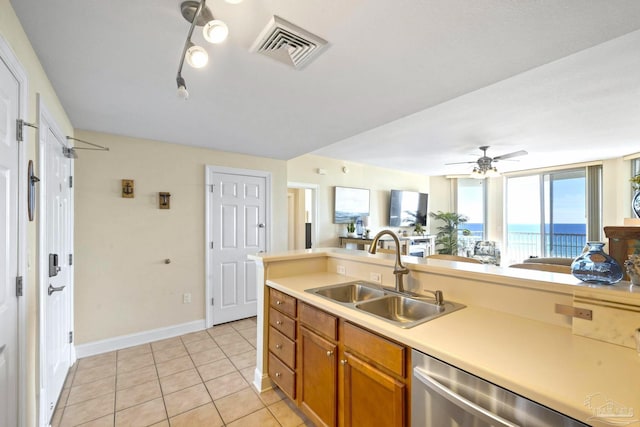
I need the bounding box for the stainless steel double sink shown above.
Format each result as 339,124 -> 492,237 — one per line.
305,282 -> 465,328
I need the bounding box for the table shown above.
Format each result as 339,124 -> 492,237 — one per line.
339,235 -> 436,257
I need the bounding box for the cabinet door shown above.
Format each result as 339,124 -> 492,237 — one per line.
342,351 -> 406,427
299,326 -> 338,427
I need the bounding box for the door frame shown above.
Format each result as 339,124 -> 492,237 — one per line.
204,165 -> 271,327
0,34 -> 28,427
37,96 -> 75,426
287,182 -> 319,249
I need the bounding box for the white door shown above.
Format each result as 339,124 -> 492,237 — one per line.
0,52 -> 21,427
39,103 -> 73,423
207,168 -> 268,325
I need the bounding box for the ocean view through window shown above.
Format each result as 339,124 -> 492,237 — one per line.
506,169 -> 587,264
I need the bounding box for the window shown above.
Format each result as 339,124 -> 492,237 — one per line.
456,178 -> 486,255
505,168 -> 599,264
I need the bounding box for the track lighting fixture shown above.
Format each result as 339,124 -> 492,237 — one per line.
203,20 -> 229,44
185,43 -> 208,68
175,0 -> 237,99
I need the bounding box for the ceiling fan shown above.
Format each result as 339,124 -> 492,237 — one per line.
447,146 -> 528,178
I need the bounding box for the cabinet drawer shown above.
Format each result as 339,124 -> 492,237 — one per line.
269,288 -> 297,318
269,326 -> 296,368
268,352 -> 296,399
343,322 -> 406,378
299,303 -> 338,341
269,307 -> 296,339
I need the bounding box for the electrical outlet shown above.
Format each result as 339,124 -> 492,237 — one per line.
370,272 -> 382,284
337,265 -> 346,275
183,293 -> 191,304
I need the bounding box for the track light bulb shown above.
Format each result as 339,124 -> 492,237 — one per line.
203,20 -> 229,44
186,44 -> 208,68
177,85 -> 189,100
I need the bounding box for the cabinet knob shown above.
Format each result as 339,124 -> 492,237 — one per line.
326,350 -> 334,357
275,344 -> 282,349
275,372 -> 281,377
276,300 -> 282,305
340,359 -> 347,365
276,320 -> 282,325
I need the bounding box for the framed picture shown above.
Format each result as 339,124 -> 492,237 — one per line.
334,186 -> 369,223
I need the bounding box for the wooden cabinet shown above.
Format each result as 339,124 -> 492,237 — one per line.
268,288 -> 297,399
342,351 -> 406,427
266,288 -> 410,426
341,321 -> 408,427
299,326 -> 338,427
299,302 -> 339,427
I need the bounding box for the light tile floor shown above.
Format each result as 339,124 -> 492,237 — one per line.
52,317 -> 313,427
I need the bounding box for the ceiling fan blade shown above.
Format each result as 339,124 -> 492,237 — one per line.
445,161 -> 478,165
493,150 -> 528,161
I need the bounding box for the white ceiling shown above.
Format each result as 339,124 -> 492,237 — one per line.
11,0 -> 640,176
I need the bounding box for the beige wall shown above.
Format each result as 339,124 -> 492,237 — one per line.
73,130 -> 288,344
287,154 -> 433,247
1,2 -> 74,426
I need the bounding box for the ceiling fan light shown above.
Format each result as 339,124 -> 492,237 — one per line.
486,167 -> 500,178
470,168 -> 484,179
203,20 -> 229,44
186,44 -> 209,68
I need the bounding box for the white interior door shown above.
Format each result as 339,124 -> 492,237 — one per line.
39,103 -> 73,423
207,168 -> 268,325
0,51 -> 21,427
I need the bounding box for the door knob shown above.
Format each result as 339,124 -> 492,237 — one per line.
340,359 -> 347,365
48,284 -> 66,296
258,223 -> 265,228
326,351 -> 334,357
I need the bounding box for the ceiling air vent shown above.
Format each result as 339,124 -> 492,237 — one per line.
250,15 -> 328,69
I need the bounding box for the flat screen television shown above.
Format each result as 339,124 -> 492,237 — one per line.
389,190 -> 428,227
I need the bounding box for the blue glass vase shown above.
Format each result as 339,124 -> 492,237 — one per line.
570,242 -> 623,285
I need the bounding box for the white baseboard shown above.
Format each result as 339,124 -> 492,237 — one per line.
253,368 -> 273,393
75,319 -> 206,358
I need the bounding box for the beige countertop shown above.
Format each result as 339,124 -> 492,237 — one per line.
266,271 -> 640,427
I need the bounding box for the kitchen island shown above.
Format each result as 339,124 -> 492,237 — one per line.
249,247 -> 640,427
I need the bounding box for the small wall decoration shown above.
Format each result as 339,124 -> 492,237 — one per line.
122,179 -> 134,198
159,192 -> 171,209
28,160 -> 40,221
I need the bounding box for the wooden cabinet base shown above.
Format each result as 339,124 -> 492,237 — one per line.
343,351 -> 406,427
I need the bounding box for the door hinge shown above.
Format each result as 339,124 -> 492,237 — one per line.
211,298 -> 214,306
210,185 -> 214,193
69,331 -> 73,344
15,276 -> 23,297
69,176 -> 73,188
210,242 -> 214,249
16,119 -> 38,142
69,254 -> 73,266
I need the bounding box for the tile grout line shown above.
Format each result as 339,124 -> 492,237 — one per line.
58,318 -> 292,427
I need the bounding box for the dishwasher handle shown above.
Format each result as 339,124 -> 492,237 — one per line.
413,366 -> 520,427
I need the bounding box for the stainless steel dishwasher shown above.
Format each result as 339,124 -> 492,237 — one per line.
411,349 -> 589,426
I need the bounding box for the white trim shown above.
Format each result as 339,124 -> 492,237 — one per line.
75,320 -> 206,358
502,160 -> 601,177
204,165 -> 272,328
37,96 -> 74,427
0,33 -> 29,427
287,182 -> 319,249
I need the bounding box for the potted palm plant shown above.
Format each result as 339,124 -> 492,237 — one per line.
429,211 -> 470,255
